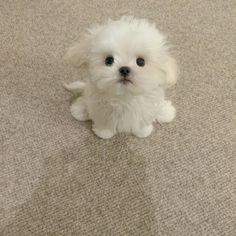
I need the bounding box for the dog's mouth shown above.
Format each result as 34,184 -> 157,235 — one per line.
119,77 -> 133,85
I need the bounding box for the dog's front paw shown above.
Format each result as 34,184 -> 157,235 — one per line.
156,101 -> 176,123
133,125 -> 153,138
92,126 -> 115,139
70,98 -> 89,121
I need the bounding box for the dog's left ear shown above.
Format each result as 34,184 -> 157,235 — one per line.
159,56 -> 178,88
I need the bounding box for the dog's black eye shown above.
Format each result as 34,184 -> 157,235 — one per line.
136,57 -> 145,67
105,56 -> 114,66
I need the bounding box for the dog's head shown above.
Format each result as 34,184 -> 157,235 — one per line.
64,16 -> 178,95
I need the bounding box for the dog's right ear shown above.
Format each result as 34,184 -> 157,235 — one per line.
64,39 -> 89,67
64,25 -> 104,67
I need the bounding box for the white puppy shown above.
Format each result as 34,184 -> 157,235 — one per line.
64,16 -> 178,139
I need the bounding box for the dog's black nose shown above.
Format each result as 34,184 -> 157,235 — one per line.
119,66 -> 130,77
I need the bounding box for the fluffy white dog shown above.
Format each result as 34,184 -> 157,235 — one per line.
64,16 -> 178,139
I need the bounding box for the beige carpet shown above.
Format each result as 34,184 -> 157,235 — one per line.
1,1 -> 236,235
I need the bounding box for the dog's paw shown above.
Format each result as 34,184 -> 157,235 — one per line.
156,101 -> 176,123
70,99 -> 89,121
92,127 -> 115,139
133,125 -> 153,138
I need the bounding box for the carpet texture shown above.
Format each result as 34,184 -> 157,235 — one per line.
1,1 -> 236,235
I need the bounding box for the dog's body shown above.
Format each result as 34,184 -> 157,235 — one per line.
65,16 -> 178,139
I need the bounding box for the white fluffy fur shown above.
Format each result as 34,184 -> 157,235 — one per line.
64,16 -> 177,139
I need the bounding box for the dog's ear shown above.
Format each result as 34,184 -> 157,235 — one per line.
159,55 -> 178,88
64,39 -> 89,67
64,25 -> 104,67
